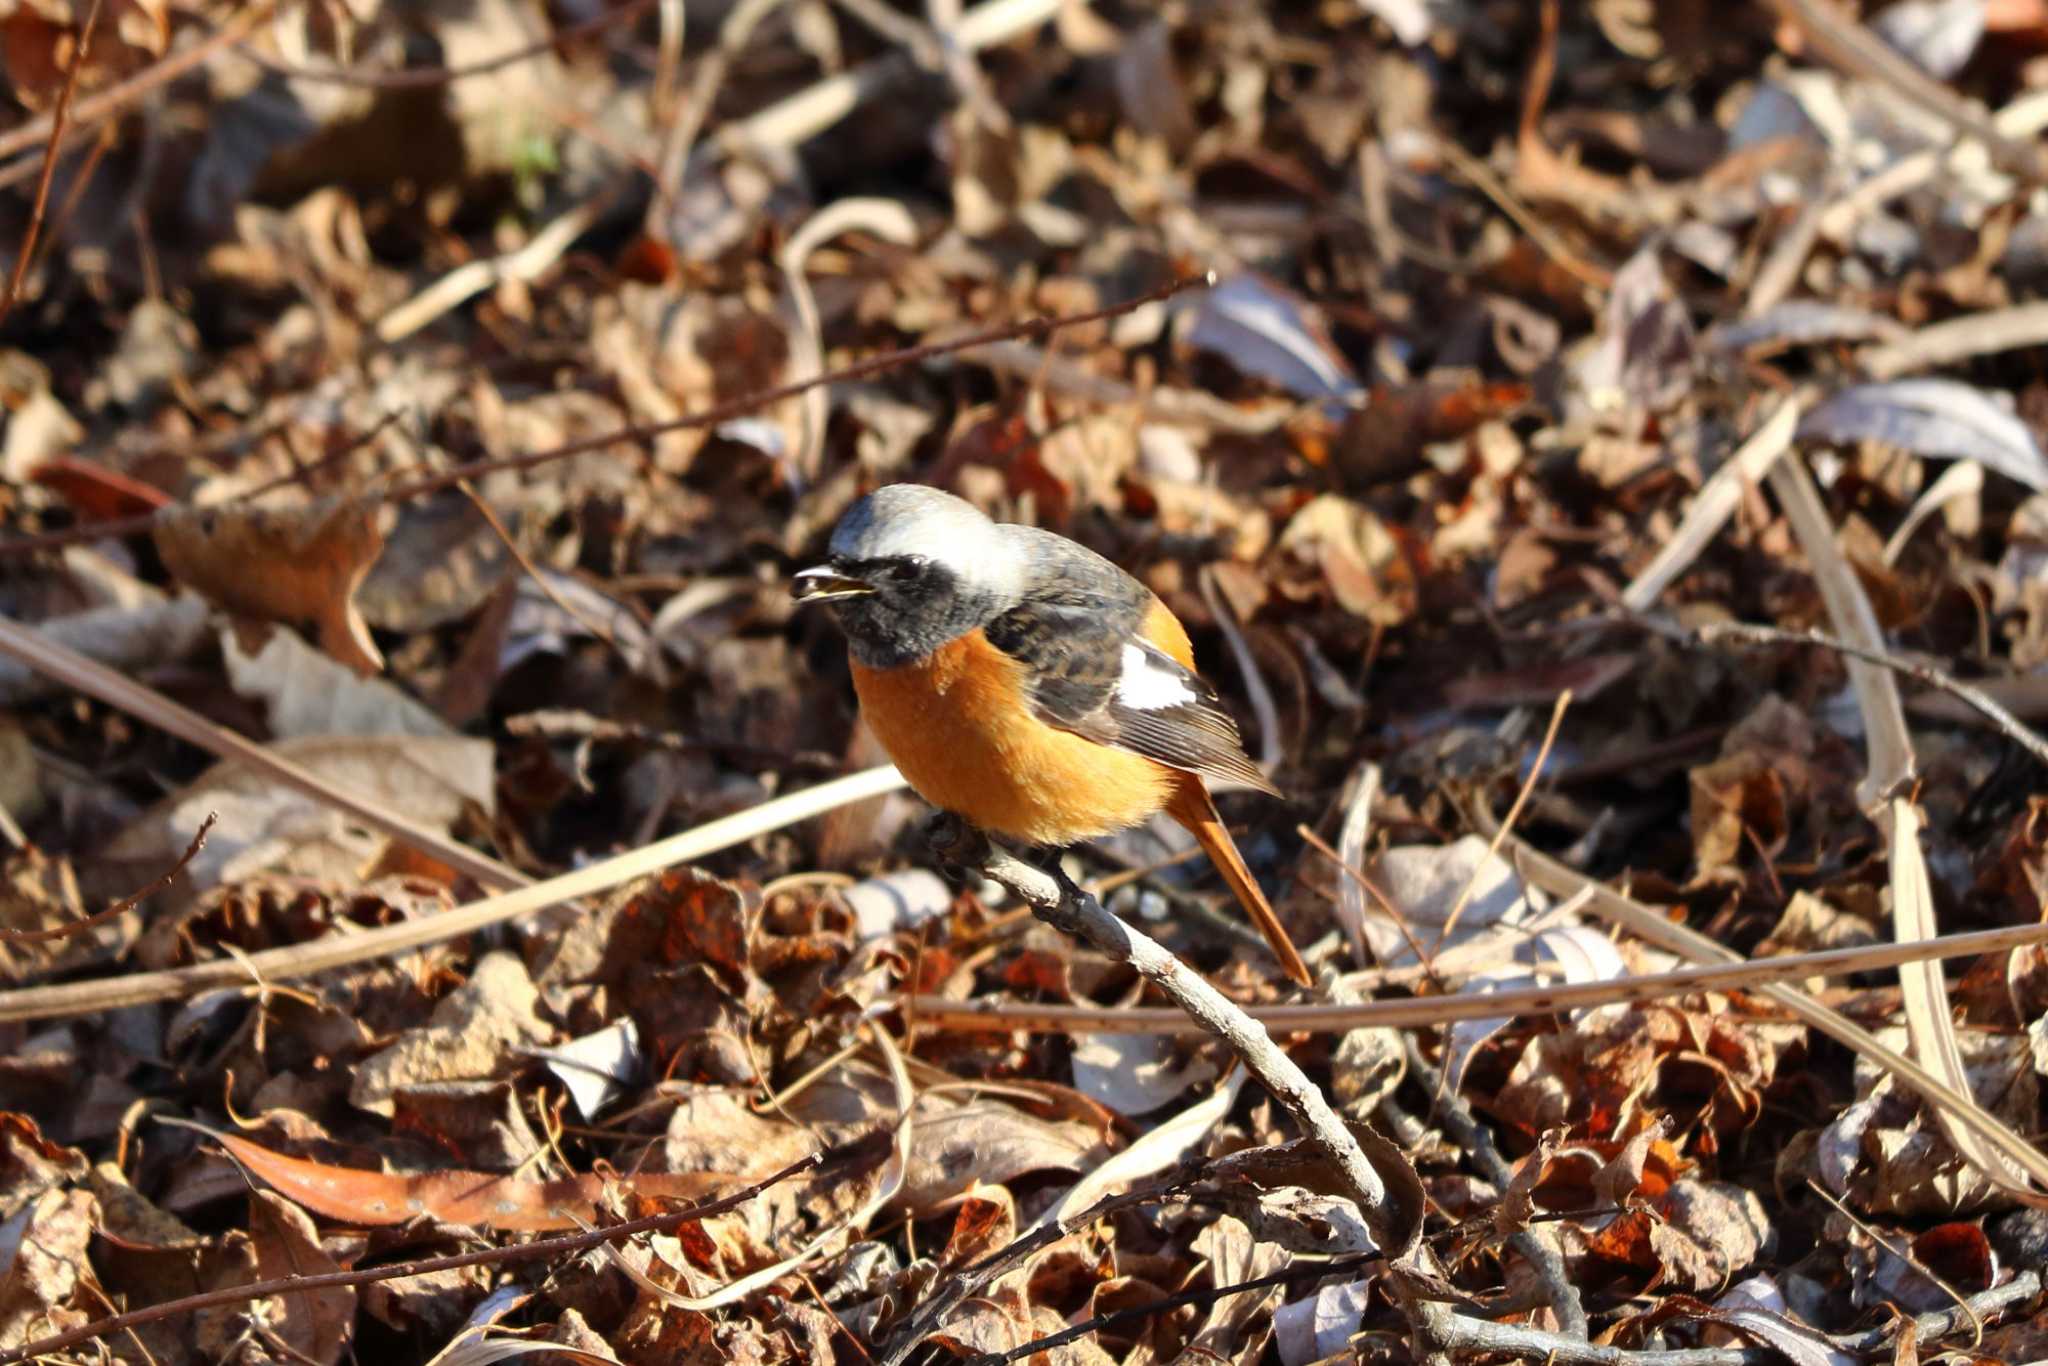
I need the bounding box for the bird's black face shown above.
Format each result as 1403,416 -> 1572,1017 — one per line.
793,553 -> 999,668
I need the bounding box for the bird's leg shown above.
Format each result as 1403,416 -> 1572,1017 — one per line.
922,811 -> 987,884
1041,849 -> 1087,904
921,816 -> 1091,935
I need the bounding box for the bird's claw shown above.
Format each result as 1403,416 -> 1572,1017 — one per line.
922,812 -> 984,883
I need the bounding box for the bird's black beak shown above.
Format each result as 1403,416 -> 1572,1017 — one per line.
791,564 -> 875,603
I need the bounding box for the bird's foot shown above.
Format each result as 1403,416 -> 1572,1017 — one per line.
922,812 -> 987,884
1041,853 -> 1088,906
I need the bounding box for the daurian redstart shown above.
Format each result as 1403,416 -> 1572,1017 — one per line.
794,483 -> 1312,986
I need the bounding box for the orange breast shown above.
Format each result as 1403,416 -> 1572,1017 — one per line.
850,627 -> 1177,846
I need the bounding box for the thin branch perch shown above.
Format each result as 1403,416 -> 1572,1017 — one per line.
926,816 -> 1402,1239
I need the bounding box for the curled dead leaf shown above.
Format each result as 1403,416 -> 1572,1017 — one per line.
153,493 -> 390,676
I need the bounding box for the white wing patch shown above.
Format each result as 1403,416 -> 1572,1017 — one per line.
1116,642 -> 1197,711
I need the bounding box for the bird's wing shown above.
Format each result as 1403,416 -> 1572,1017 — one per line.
982,562 -> 1278,796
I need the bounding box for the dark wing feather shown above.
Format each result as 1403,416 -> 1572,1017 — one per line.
983,582 -> 1278,796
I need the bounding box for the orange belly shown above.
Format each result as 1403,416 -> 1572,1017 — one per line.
850,628 -> 1176,846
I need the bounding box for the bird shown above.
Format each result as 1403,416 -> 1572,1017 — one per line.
792,482 -> 1312,986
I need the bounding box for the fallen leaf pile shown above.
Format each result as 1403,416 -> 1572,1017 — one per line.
6,0 -> 2048,1362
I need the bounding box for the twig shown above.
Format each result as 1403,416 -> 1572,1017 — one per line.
1428,1269 -> 2046,1366
1436,133 -> 1609,292
1834,1267 -> 2041,1354
878,1162 -> 1214,1366
903,920 -> 2048,1034
1430,1317 -> 1759,1366
375,192 -> 614,342
1478,812 -> 2048,1199
956,1250 -> 1387,1366
1688,621 -> 2048,770
1300,819 -> 1439,978
1761,0 -> 2047,182
1,812 -> 215,944
929,819 -> 1402,1246
0,0 -> 103,329
1432,690 -> 1570,951
1807,1178 -> 1981,1342
385,273 -> 1212,501
0,764 -> 906,1023
0,1153 -> 821,1366
1,274 -> 1215,559
456,480 -> 632,667
947,1229 -> 2043,1366
0,0 -> 279,166
1859,300 -> 2048,380
0,611 -> 530,893
237,0 -> 654,88
649,0 -> 781,229
1399,1039 -> 1587,1337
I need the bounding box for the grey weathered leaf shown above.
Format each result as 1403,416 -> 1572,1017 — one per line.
1706,302 -> 1909,356
532,1018 -> 642,1121
1871,0 -> 1984,80
1799,379 -> 2048,491
1185,273 -> 1361,406
1274,1278 -> 1372,1366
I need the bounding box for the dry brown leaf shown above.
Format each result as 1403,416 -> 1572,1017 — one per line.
153,493 -> 389,676
103,733 -> 495,897
173,1122 -> 742,1232
349,951 -> 554,1117
0,1187 -> 95,1348
245,1190 -> 357,1365
0,0 -> 166,111
0,1111 -> 87,1218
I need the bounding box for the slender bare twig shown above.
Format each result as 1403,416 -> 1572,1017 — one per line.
955,1229 -> 2043,1366
879,1162 -> 1215,1366
902,920 -> 2048,1035
0,274 -> 1214,560
957,1250 -> 1389,1366
0,1 -> 278,167
926,818 -> 1403,1236
0,764 -> 906,1024
1,812 -> 215,944
0,1152 -> 822,1366
1429,1267 -> 2047,1365
1431,689 -> 1571,951
383,273 -> 1212,501
1761,0 -> 2047,182
1690,620 -> 2048,771
0,0 -> 104,329
1398,1040 -> 1587,1338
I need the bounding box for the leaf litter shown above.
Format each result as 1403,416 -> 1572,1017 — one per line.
7,0 -> 2048,1362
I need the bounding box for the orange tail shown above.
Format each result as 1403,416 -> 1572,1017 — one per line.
1166,779 -> 1313,987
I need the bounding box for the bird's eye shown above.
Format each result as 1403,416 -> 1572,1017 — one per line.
886,560 -> 924,584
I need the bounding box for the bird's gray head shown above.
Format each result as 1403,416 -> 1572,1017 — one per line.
792,484 -> 1029,667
